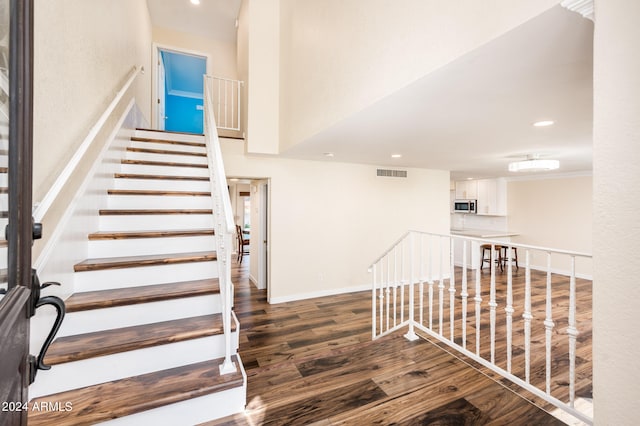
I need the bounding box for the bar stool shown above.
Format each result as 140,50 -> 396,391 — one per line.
481,244 -> 503,272
501,246 -> 519,270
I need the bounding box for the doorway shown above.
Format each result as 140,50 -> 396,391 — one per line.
227,178 -> 269,295
154,46 -> 208,134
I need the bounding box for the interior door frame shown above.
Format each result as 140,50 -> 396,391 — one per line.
0,0 -> 35,424
151,43 -> 212,131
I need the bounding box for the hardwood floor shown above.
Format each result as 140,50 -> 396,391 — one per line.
204,261 -> 587,425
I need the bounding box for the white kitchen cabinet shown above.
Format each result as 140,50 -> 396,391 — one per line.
455,180 -> 478,200
474,178 -> 507,216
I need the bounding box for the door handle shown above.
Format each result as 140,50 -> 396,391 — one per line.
29,269 -> 66,384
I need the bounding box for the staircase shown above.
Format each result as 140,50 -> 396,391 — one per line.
28,129 -> 246,425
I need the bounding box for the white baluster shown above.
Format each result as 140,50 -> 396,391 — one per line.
505,246 -> 514,373
379,260 -> 384,334
429,235 -> 434,329
489,244 -> 497,364
419,233 -> 424,326
544,252 -> 555,395
449,238 -> 456,341
461,240 -> 468,349
523,250 -> 533,383
438,237 -> 445,335
474,256 -> 482,356
393,246 -> 398,328
386,255 -> 391,332
401,239 -> 406,324
567,256 -> 579,407
405,233 -> 418,341
372,263 -> 377,339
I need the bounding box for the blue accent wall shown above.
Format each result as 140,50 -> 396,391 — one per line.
161,50 -> 206,134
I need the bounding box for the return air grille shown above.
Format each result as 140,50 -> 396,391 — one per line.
376,169 -> 408,178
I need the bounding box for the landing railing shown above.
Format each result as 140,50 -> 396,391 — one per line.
209,76 -> 242,132
203,75 -> 237,374
370,230 -> 593,424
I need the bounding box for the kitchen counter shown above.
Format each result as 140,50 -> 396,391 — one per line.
450,228 -> 520,239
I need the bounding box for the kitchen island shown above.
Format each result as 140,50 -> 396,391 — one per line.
450,228 -> 520,270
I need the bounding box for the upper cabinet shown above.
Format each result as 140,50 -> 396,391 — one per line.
476,178 -> 507,216
454,178 -> 507,216
454,180 -> 478,200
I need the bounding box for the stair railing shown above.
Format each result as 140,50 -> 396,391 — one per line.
203,75 -> 237,374
209,76 -> 242,132
370,230 -> 593,425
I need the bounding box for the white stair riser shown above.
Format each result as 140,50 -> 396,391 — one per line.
59,294 -> 222,337
125,151 -> 208,165
99,215 -> 215,231
28,332 -> 239,398
0,174 -> 7,186
113,178 -> 211,192
130,141 -> 206,154
134,130 -> 205,144
88,235 -> 216,258
107,195 -> 213,210
99,384 -> 246,426
74,261 -> 218,291
120,163 -> 209,177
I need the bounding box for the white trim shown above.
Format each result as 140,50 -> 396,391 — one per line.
34,99 -> 136,271
268,284 -> 375,304
33,66 -> 141,222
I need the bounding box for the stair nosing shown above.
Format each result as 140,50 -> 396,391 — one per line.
114,173 -> 210,181
121,159 -> 208,169
99,209 -> 213,216
126,147 -> 207,157
44,313 -> 234,365
88,229 -> 215,240
131,136 -> 206,148
28,356 -> 243,425
65,278 -> 221,312
73,251 -> 217,272
107,189 -> 211,197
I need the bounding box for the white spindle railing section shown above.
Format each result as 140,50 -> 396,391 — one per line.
370,231 -> 593,425
209,76 -> 242,132
203,75 -> 237,375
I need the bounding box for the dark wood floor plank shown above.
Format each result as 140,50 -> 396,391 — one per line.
74,251 -> 217,272
44,313 -> 232,365
65,278 -> 220,312
29,356 -> 242,426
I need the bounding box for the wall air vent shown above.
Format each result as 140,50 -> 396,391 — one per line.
376,169 -> 408,178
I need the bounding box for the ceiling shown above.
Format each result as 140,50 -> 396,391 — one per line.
146,0 -> 242,43
146,2 -> 594,180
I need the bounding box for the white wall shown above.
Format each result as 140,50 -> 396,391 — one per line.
220,139 -> 450,302
593,0 -> 640,422
33,0 -> 152,258
278,0 -> 560,151
152,26 -> 238,79
507,175 -> 592,277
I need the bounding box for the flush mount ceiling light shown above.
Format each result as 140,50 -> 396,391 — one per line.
190,0 -> 201,5
391,154 -> 402,158
508,154 -> 559,172
533,120 -> 555,127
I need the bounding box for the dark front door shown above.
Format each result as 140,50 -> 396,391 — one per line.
0,1 -> 35,425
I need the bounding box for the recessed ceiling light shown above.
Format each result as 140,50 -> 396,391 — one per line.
533,120 -> 554,127
466,177 -> 474,180
391,154 -> 402,158
323,152 -> 334,157
229,178 -> 239,182
190,0 -> 201,5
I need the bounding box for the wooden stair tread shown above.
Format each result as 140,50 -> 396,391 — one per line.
73,251 -> 217,272
65,278 -> 220,312
126,147 -> 206,157
99,209 -> 213,216
114,173 -> 209,181
107,189 -> 211,196
131,136 -> 205,148
28,356 -> 243,425
0,167 -> 7,173
122,159 -> 208,169
88,228 -> 215,240
136,127 -> 205,137
44,313 -> 233,365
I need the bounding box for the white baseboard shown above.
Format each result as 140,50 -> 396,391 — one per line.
269,284 -> 372,304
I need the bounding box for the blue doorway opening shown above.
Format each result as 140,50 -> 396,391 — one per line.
159,50 -> 207,134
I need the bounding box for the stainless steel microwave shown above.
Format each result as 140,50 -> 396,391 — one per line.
453,199 -> 477,214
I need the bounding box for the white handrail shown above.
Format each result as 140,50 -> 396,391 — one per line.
203,75 -> 236,374
370,230 -> 593,425
33,66 -> 141,222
